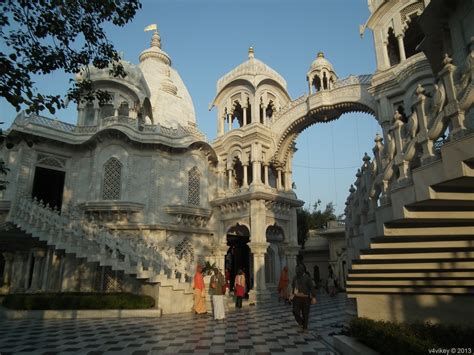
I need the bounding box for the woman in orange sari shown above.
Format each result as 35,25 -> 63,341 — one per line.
277,266 -> 289,303
193,265 -> 207,314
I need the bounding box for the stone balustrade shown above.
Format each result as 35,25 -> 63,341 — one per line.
11,113 -> 206,141
10,197 -> 192,283
347,52 -> 472,219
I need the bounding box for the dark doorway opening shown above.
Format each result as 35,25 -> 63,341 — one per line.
32,166 -> 65,210
225,224 -> 251,294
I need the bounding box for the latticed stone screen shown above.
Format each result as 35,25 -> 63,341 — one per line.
188,166 -> 200,205
175,238 -> 194,265
102,158 -> 122,200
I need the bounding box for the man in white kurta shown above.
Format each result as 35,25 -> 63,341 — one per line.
210,269 -> 226,320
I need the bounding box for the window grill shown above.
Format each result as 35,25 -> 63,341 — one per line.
102,158 -> 122,200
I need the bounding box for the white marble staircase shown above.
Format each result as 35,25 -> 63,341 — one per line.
8,197 -> 194,314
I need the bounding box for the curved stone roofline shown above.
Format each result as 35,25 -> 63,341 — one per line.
9,112 -> 207,146
216,57 -> 288,95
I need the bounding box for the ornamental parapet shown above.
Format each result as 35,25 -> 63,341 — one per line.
10,112 -> 206,142
164,205 -> 212,227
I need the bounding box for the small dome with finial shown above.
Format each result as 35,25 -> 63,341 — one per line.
307,51 -> 338,92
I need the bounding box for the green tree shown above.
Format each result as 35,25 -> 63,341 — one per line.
296,199 -> 338,247
0,0 -> 141,115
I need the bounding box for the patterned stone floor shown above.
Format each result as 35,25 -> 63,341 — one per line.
0,291 -> 350,354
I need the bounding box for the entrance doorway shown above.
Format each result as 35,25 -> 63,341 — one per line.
225,224 -> 252,293
31,166 -> 65,210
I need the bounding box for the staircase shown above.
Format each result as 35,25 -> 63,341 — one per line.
9,197 -> 194,314
346,174 -> 474,323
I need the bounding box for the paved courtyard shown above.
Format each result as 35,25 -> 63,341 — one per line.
0,292 -> 350,354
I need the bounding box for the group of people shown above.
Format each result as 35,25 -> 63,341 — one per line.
193,265 -> 247,321
194,262 -> 322,332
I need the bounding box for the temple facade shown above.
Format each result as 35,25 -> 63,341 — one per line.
0,0 -> 473,321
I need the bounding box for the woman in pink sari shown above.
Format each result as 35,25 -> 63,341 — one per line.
193,265 -> 207,314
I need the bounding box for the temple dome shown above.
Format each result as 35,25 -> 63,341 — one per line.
139,30 -> 196,127
216,47 -> 288,93
308,52 -> 336,73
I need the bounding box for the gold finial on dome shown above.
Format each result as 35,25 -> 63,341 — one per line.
317,52 -> 325,58
248,46 -> 255,59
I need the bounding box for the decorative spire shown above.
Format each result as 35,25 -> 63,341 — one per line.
248,46 -> 254,59
144,24 -> 161,48
151,31 -> 161,48
317,51 -> 324,58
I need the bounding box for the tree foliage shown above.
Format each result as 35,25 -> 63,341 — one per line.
0,0 -> 141,115
296,199 -> 337,247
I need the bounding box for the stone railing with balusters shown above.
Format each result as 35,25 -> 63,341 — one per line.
11,113 -> 207,142
344,148 -> 379,240
9,197 -> 193,285
367,53 -> 471,209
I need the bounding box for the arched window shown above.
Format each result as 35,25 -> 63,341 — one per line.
404,14 -> 423,59
100,103 -> 114,119
188,166 -> 200,205
387,27 -> 400,67
102,158 -> 122,200
118,101 -> 129,116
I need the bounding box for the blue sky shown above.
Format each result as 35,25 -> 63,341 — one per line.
1,0 -> 380,215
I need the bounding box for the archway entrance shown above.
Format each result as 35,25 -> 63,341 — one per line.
31,166 -> 65,210
225,224 -> 251,293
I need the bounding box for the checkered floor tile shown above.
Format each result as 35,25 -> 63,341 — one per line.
0,291 -> 350,354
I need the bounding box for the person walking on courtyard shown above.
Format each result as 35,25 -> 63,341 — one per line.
234,269 -> 246,308
290,264 -> 317,333
193,264 -> 207,315
277,266 -> 290,303
210,268 -> 226,320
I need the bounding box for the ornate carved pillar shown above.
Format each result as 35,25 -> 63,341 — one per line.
250,143 -> 262,186
227,168 -> 233,190
227,113 -> 232,132
276,168 -> 283,190
243,105 -> 248,126
41,248 -> 53,291
30,248 -> 46,291
93,101 -> 100,126
24,251 -> 33,290
77,106 -> 85,126
248,242 -> 270,302
263,163 -> 269,186
382,41 -> 390,69
242,163 -> 249,188
397,35 -> 406,61
1,252 -> 14,288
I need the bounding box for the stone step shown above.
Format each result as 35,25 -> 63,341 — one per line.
370,235 -> 474,249
405,199 -> 474,212
351,258 -> 474,270
383,223 -> 474,236
346,286 -> 474,294
359,247 -> 474,259
348,270 -> 474,278
346,279 -> 474,286
431,177 -> 474,194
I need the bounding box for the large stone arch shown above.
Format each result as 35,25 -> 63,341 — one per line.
271,79 -> 378,164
